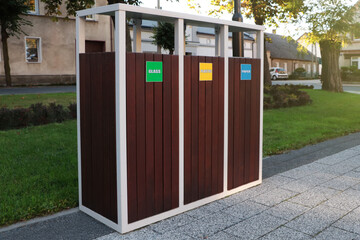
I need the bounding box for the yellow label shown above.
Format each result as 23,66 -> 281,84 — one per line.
199,63 -> 213,81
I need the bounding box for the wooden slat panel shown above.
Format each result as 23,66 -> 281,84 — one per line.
145,53 -> 155,218
126,53 -> 137,223
80,52 -> 117,223
163,55 -> 172,212
227,57 -> 261,190
191,56 -> 199,202
227,58 -> 234,190
244,58 -> 252,184
211,57 -> 219,195
217,57 -> 225,193
250,58 -> 260,182
154,54 -> 164,214
198,56 -> 206,200
90,53 -> 103,214
80,54 -> 91,209
127,53 -> 179,223
107,53 -> 117,223
136,53 -> 147,220
184,56 -> 224,204
184,56 -> 192,204
171,55 -> 179,209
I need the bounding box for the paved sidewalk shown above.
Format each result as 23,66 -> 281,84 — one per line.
97,145 -> 360,240
272,80 -> 360,94
0,85 -> 76,95
1,138 -> 360,239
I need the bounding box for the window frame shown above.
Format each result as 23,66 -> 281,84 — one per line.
351,57 -> 360,69
86,0 -> 97,21
27,0 -> 39,15
25,36 -> 42,64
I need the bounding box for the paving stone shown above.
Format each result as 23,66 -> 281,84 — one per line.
222,200 -> 268,220
333,208 -> 360,235
266,201 -> 310,220
289,186 -> 340,208
154,230 -> 195,240
314,226 -> 359,240
280,164 -> 321,179
224,213 -> 287,239
185,202 -> 227,220
218,183 -> 276,206
344,171 -> 360,180
349,145 -> 360,153
280,179 -> 318,193
259,226 -> 312,240
321,163 -> 356,175
324,189 -> 360,211
149,213 -> 196,234
96,228 -> 160,240
264,175 -> 296,186
206,231 -> 240,240
253,188 -> 298,207
177,211 -> 239,239
298,172 -> 337,185
341,155 -> 360,168
321,175 -> 360,191
285,205 -> 347,236
316,150 -> 360,165
352,183 -> 360,191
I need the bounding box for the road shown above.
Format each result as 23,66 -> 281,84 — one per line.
272,80 -> 360,94
0,85 -> 76,95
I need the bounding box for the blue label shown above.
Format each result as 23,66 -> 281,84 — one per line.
241,64 -> 252,80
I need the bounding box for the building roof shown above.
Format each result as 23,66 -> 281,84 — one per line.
266,33 -> 316,61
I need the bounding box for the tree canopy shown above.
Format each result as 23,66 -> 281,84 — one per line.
0,0 -> 32,86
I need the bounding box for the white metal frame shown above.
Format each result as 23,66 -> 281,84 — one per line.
76,3 -> 264,234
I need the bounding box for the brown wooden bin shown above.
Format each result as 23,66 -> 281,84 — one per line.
76,3 -> 264,234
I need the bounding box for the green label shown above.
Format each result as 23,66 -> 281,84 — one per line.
146,61 -> 163,82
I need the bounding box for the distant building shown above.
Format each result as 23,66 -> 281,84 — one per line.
266,33 -> 320,77
0,0 -> 112,86
339,1 -> 360,70
129,20 -> 257,58
297,33 -> 322,75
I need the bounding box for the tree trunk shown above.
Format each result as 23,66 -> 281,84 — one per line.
1,26 -> 11,87
263,37 -> 272,86
254,16 -> 272,86
319,40 -> 343,92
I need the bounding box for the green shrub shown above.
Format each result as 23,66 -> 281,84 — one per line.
0,103 -> 77,131
264,84 -> 313,109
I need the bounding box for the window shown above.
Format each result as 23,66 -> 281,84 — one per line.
25,37 -> 41,63
351,57 -> 360,69
86,0 -> 96,20
275,62 -> 279,67
307,64 -> 311,73
26,0 -> 39,14
284,63 -> 287,72
313,63 -> 316,73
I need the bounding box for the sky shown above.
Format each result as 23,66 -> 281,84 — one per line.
140,0 -> 359,40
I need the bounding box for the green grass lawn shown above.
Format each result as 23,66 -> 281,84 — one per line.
264,90 -> 360,155
0,92 -> 76,109
0,121 -> 77,226
1,89 -> 360,226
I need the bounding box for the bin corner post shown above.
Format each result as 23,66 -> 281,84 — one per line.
115,9 -> 128,233
220,24 -> 229,193
76,15 -> 86,208
256,30 -> 264,182
174,18 -> 185,208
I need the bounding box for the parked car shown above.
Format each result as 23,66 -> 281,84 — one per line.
270,67 -> 288,80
